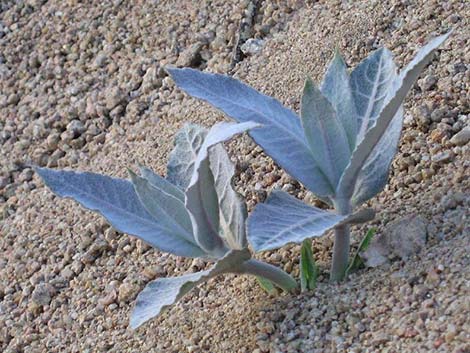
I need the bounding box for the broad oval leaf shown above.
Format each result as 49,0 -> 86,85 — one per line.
35,168 -> 205,258
321,51 -> 358,149
168,67 -> 334,198
351,47 -> 397,143
185,121 -> 258,257
130,249 -> 251,328
167,124 -> 207,190
129,170 -> 195,241
209,144 -> 248,250
301,77 -> 350,187
248,190 -> 347,252
337,32 -> 451,202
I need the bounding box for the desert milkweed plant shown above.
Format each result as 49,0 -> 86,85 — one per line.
36,121 -> 297,328
168,32 -> 451,281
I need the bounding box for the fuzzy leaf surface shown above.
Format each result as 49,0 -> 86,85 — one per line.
168,67 -> 334,198
301,78 -> 350,186
130,249 -> 251,328
129,170 -> 194,240
338,32 -> 451,202
321,51 -> 358,149
36,168 -> 205,258
248,191 -> 347,252
139,165 -> 185,202
131,270 -> 208,329
167,124 -> 207,190
209,144 -> 248,250
186,122 -> 258,256
350,106 -> 403,206
351,48 -> 397,142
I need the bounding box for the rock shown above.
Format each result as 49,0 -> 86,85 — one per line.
99,289 -> 117,306
430,108 -> 446,122
7,93 -> 20,106
430,128 -> 448,143
431,151 -> 453,163
66,120 -> 86,137
118,282 -> 139,303
450,126 -> 470,146
176,43 -> 203,67
31,283 -> 55,307
93,53 -> 108,68
361,243 -> 389,267
403,114 -> 414,126
240,38 -> 265,56
18,168 -> 33,182
419,74 -> 437,91
0,176 -> 9,189
141,66 -> 162,93
362,215 -> 428,267
46,132 -> 61,151
81,238 -> 109,264
105,86 -> 127,110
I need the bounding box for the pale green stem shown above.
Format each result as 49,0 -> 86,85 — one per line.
330,224 -> 350,282
330,199 -> 352,282
235,259 -> 298,292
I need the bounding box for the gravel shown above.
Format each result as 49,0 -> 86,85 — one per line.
1,0 -> 469,352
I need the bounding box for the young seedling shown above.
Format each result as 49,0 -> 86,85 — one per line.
300,239 -> 318,292
345,228 -> 376,277
36,121 -> 297,329
167,32 -> 451,281
256,276 -> 278,296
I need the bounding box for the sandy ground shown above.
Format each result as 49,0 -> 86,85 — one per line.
0,0 -> 469,352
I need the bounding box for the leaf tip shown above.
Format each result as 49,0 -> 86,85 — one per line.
126,167 -> 138,180
332,47 -> 345,63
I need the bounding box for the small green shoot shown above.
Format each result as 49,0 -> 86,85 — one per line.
300,239 -> 318,292
345,228 -> 376,277
256,276 -> 278,295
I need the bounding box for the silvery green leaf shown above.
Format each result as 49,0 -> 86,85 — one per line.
129,170 -> 194,241
130,248 -> 251,328
301,78 -> 350,187
351,47 -> 397,142
130,270 -> 208,329
248,191 -> 347,252
321,51 -> 358,149
338,32 -> 451,202
186,122 -> 258,257
139,165 -> 185,202
168,67 -> 334,198
350,106 -> 403,206
167,124 -> 207,190
35,168 -> 205,258
209,144 -> 248,250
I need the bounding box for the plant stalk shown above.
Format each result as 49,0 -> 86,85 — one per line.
330,224 -> 350,282
236,259 -> 298,292
330,199 -> 352,282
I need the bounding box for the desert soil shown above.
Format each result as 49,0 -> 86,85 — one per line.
0,0 -> 469,352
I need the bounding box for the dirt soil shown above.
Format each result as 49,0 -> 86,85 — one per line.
0,0 -> 469,352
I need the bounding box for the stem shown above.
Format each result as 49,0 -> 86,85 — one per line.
235,259 -> 298,292
330,224 -> 350,282
330,199 -> 352,282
